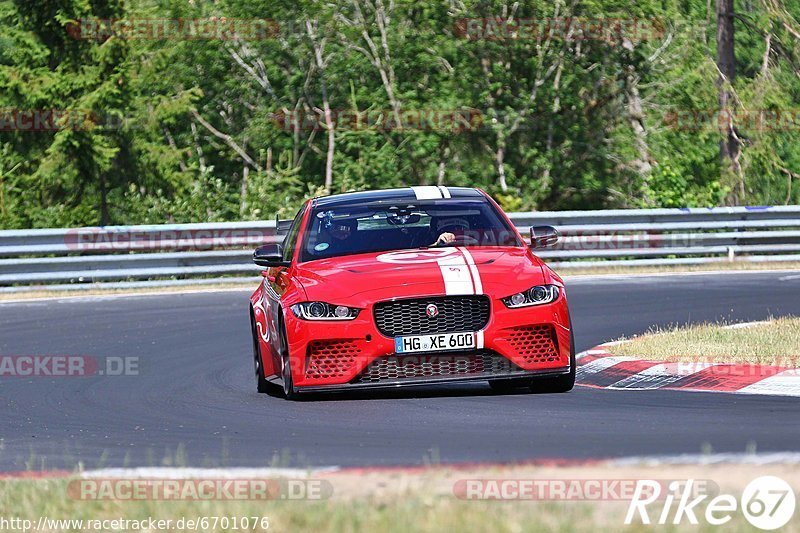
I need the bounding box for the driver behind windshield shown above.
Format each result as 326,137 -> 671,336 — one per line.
300,200 -> 520,262
429,217 -> 469,247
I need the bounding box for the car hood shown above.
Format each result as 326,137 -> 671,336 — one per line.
294,247 -> 546,304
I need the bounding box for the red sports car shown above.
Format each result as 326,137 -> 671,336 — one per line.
249,186 -> 574,399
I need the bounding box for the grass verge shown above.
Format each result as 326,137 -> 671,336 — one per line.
607,317 -> 800,364
1,463 -> 798,532
556,261 -> 800,277
0,282 -> 256,302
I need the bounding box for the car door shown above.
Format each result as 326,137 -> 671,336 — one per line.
265,204 -> 307,368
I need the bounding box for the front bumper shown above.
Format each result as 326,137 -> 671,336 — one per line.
294,366 -> 571,394
284,293 -> 572,389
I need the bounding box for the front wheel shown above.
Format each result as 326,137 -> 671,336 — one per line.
278,322 -> 299,400
251,313 -> 270,394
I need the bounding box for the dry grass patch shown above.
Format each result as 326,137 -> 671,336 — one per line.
558,262 -> 800,277
0,282 -> 255,302
607,317 -> 800,364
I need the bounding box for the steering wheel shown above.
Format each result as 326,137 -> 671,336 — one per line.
433,234 -> 481,247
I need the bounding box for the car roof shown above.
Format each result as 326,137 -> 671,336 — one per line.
311,187 -> 485,209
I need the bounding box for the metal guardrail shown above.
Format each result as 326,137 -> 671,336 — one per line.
1,206 -> 799,287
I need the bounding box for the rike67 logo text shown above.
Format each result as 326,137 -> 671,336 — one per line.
626,476 -> 795,530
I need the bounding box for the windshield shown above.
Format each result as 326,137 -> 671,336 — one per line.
300,198 -> 522,262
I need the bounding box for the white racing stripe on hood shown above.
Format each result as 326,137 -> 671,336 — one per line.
459,248 -> 485,348
436,251 -> 474,295
458,247 -> 483,294
410,186 -> 443,200
437,185 -> 451,198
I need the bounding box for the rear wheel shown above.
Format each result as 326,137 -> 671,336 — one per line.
529,321 -> 576,394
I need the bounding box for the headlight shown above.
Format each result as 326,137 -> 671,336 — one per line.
290,302 -> 361,320
501,285 -> 560,308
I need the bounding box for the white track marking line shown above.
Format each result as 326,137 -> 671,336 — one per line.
737,371 -> 800,397
0,286 -> 253,305
576,356 -> 638,374
609,362 -> 715,389
722,320 -> 771,329
598,340 -> 629,347
458,247 -> 483,294
576,349 -> 612,361
612,452 -> 800,466
410,186 -> 443,200
80,467 -> 339,479
567,269 -> 800,282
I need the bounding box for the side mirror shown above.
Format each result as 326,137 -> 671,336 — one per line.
530,226 -> 559,248
253,244 -> 290,268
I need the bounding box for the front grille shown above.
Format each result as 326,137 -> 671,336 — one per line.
373,296 -> 490,337
506,325 -> 560,365
305,340 -> 359,379
353,351 -> 522,384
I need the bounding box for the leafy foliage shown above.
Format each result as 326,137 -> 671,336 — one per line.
1,0 -> 799,228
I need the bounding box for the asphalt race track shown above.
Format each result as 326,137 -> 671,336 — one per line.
1,271 -> 799,471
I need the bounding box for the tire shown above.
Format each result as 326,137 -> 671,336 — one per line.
529,320 -> 576,394
251,312 -> 270,394
488,377 -> 533,393
278,319 -> 299,401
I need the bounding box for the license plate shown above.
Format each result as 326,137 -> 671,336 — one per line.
394,332 -> 476,354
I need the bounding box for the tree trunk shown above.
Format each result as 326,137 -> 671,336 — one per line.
624,65 -> 653,202
324,110 -> 334,192
716,0 -> 743,202
306,21 -> 335,193
240,165 -> 249,218
496,143 -> 508,192
99,171 -> 109,226
437,144 -> 449,186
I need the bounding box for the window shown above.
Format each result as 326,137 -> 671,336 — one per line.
281,204 -> 307,262
300,198 -> 521,262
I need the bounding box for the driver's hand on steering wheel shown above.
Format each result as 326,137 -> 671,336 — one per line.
432,232 -> 456,246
